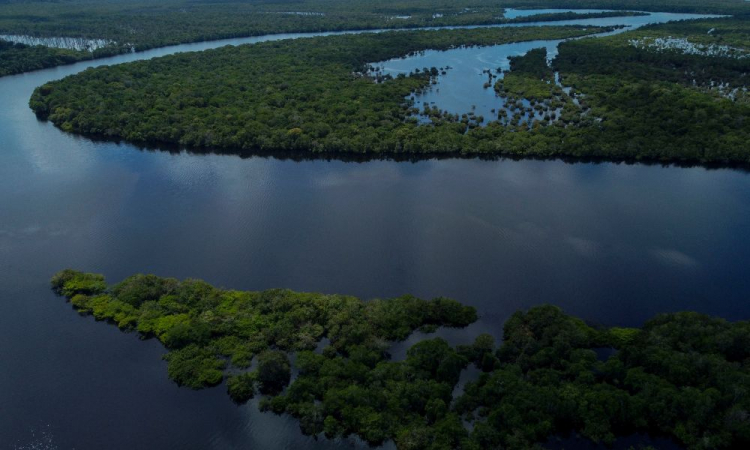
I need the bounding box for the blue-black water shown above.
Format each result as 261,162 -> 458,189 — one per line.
0,11 -> 747,450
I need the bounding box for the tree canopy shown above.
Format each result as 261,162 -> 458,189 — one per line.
53,269 -> 750,449
0,0 -> 657,76
29,16 -> 750,164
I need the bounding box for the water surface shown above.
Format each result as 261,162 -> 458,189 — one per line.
374,12 -> 715,122
1,11 -> 748,450
503,8 -> 613,19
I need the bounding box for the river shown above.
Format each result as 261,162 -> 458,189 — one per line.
1,10 -> 747,450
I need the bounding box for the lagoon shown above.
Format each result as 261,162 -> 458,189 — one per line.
1,10 -> 748,449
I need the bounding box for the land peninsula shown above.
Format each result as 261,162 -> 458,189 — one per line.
53,269 -> 750,449
30,16 -> 750,164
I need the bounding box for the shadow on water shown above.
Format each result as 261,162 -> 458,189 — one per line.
79,131 -> 750,172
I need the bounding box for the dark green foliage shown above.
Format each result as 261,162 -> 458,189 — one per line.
164,344 -> 226,388
455,306 -> 750,449
0,39 -> 92,76
508,47 -> 551,79
494,47 -> 564,105
0,0 -> 660,77
256,350 -> 291,395
226,372 -> 257,404
53,269 -> 750,449
270,338 -> 467,446
27,26 -> 605,151
547,17 -> 750,162
111,273 -> 177,307
32,15 -> 750,163
457,333 -> 499,371
0,0 -> 745,75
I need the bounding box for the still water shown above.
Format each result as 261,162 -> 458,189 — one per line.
374,12 -> 715,121
1,11 -> 748,450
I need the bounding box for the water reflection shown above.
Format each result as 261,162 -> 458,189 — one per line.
373,12 -> 718,122
0,9 -> 747,450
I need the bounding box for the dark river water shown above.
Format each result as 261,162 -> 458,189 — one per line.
1,11 -> 747,450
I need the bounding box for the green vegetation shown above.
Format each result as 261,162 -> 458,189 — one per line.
0,39 -> 96,76
54,269 -> 750,449
1,0 -> 743,76
0,0 -> 515,54
452,306 -> 750,449
31,15 -> 750,164
51,269 -> 477,391
550,17 -> 750,161
493,48 -> 572,129
505,11 -> 647,23
503,0 -> 750,15
27,26 -> 607,151
496,62 -> 561,102
0,0 -> 652,76
0,0 -> 726,51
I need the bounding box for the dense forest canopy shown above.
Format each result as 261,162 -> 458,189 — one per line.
30,17 -> 750,163
0,0 -> 748,75
28,25 -> 606,151
0,38 -> 95,76
54,269 -> 750,449
0,1 -> 630,45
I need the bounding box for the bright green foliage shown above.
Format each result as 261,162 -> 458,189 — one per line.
51,268 -> 107,297
607,327 -> 640,347
53,270 -> 750,449
51,269 -> 477,392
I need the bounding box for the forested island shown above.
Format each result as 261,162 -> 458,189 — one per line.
54,269 -> 750,449
27,26 -> 606,150
30,16 -> 750,163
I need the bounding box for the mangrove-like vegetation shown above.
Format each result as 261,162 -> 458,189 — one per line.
27,26 -> 607,152
29,16 -> 750,163
54,269 -> 750,449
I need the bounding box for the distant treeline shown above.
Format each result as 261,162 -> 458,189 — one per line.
0,1 -> 652,53
54,269 -> 750,449
0,38 -> 103,76
2,0 -> 742,76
